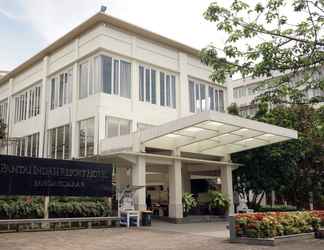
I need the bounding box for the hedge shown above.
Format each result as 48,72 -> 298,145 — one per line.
235,211 -> 324,239
256,205 -> 298,212
0,197 -> 112,219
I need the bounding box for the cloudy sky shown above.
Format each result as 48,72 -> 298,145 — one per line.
0,0 -> 225,71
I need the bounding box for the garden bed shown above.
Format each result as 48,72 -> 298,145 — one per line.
229,211 -> 324,246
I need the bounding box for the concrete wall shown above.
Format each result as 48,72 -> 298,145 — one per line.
0,20 -> 228,158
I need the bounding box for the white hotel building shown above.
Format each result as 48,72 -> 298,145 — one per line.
0,13 -> 297,221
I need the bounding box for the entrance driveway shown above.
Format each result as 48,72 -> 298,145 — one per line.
146,219 -> 229,238
0,225 -> 322,250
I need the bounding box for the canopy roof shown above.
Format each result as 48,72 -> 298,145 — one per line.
100,112 -> 298,157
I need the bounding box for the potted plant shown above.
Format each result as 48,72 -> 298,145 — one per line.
207,190 -> 230,215
182,193 -> 197,217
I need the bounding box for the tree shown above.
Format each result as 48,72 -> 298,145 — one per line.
232,104 -> 324,209
201,0 -> 324,105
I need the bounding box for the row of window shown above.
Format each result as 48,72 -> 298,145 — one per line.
48,124 -> 71,160
139,66 -> 176,108
16,133 -> 40,157
50,69 -> 73,110
79,56 -> 132,99
233,84 -> 258,99
189,80 -> 225,113
14,85 -> 41,123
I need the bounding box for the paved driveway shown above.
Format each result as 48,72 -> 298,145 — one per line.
146,220 -> 229,238
0,225 -> 322,250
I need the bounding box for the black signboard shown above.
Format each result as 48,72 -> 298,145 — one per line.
0,155 -> 113,197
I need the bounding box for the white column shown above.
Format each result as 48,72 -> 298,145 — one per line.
39,56 -> 49,158
132,156 -> 146,211
178,52 -> 189,118
221,155 -> 234,215
71,38 -> 79,159
169,152 -> 183,219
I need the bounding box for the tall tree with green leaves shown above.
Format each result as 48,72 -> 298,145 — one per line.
232,104 -> 324,209
201,0 -> 324,105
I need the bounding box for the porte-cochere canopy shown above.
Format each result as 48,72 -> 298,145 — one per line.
100,112 -> 298,157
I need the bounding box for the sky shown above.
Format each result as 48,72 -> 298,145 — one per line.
0,0 -> 225,71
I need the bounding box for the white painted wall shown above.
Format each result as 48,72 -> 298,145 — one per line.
0,20 -> 227,158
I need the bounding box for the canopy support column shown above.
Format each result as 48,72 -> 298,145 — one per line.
221,154 -> 235,215
132,156 -> 146,211
169,150 -> 183,221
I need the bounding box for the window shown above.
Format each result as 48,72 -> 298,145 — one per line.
14,84 -> 41,123
95,55 -> 131,98
16,133 -> 39,157
139,66 -> 156,104
233,86 -> 246,99
189,79 -> 225,113
0,99 -> 8,123
105,116 -> 132,138
50,69 -> 72,109
48,124 -> 71,160
79,118 -> 94,158
160,72 -> 176,108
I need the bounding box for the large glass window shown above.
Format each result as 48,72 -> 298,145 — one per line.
105,116 -> 132,138
233,86 -> 247,99
48,124 -> 71,160
139,66 -> 156,104
50,69 -> 72,110
16,133 -> 39,157
95,55 -> 131,98
79,118 -> 94,158
160,72 -> 176,108
14,84 -> 41,123
189,79 -> 225,113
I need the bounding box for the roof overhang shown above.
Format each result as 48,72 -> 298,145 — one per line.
100,112 -> 298,157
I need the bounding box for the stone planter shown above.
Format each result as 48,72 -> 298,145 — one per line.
230,233 -> 315,246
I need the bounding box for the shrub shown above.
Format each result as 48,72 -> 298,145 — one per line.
182,193 -> 197,215
49,201 -> 111,218
235,211 -> 324,239
256,205 -> 298,212
0,199 -> 43,219
0,197 -> 112,219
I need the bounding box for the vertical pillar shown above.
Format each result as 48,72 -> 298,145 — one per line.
132,156 -> 146,211
178,52 -> 189,117
169,151 -> 183,219
39,56 -> 49,158
221,155 -> 234,215
71,38 -> 79,159
44,196 -> 50,219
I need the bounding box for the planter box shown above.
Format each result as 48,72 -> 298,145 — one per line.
230,233 -> 315,246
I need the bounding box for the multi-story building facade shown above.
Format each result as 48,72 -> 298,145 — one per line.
0,13 -> 297,220
227,72 -> 324,118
